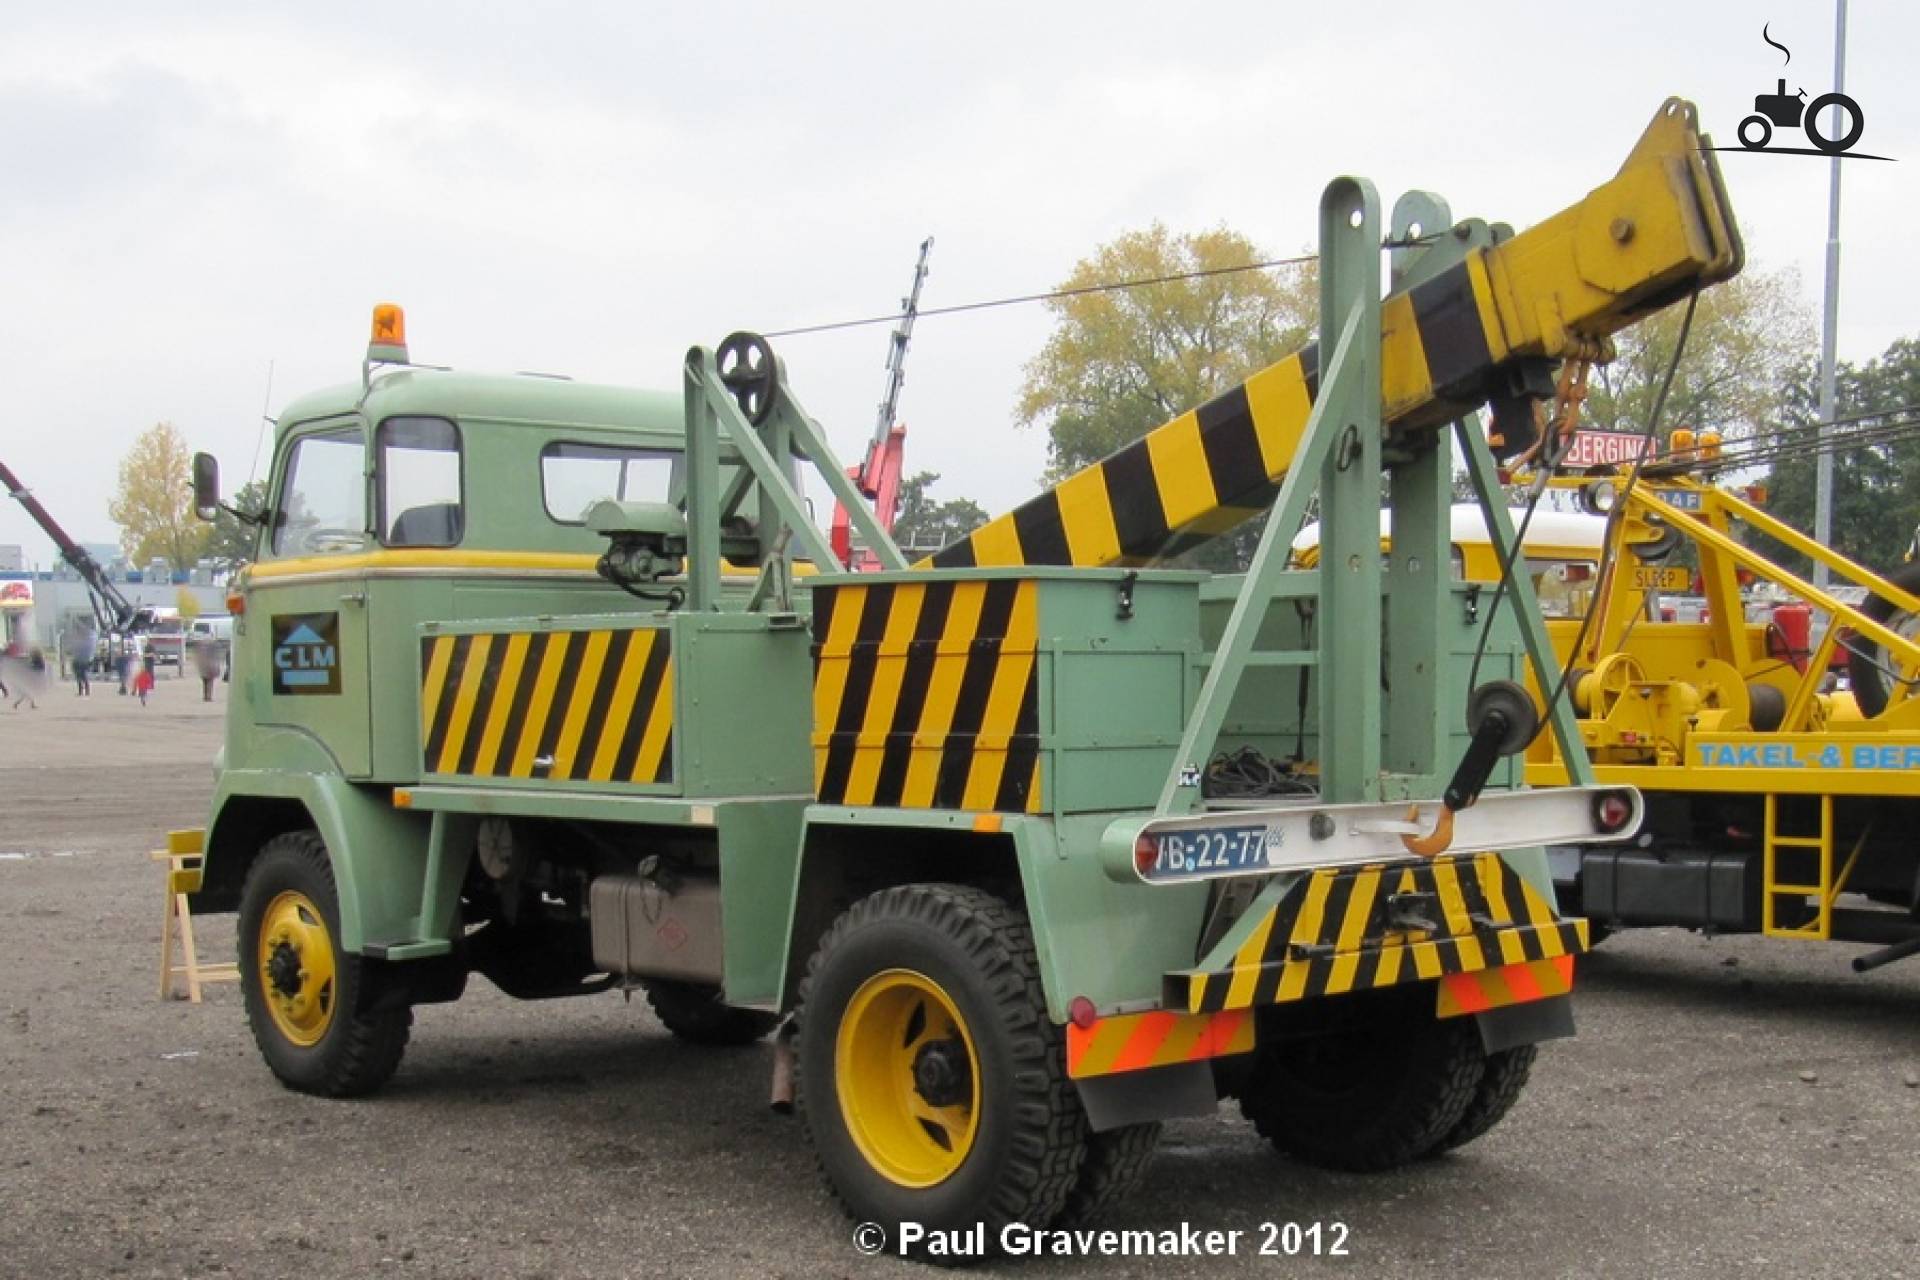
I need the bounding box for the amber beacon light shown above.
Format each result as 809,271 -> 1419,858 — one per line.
367,302 -> 409,365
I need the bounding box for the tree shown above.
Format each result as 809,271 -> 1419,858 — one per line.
205,479 -> 269,573
891,471 -> 988,554
109,423 -> 211,571
1018,224 -> 1317,484
1583,267 -> 1814,442
1749,337 -> 1920,576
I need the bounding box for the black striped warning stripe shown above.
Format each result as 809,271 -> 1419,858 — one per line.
810,578 -> 1041,812
1169,851 -> 1590,1014
923,259 -> 1500,572
419,627 -> 674,785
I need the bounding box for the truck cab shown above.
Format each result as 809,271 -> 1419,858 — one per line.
233,368 -> 688,780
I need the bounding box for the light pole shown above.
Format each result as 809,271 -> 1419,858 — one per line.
1812,0 -> 1847,584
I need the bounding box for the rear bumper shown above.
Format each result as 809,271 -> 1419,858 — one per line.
1169,851 -> 1589,1014
1065,852 -> 1588,1082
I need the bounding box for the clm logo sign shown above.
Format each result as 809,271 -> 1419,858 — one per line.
1722,24 -> 1889,161
271,613 -> 342,696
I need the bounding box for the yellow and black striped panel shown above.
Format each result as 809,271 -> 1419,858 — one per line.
1172,852 -> 1589,1015
810,578 -> 1041,813
419,628 -> 675,785
923,106 -> 1743,573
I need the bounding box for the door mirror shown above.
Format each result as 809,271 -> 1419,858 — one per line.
192,452 -> 220,521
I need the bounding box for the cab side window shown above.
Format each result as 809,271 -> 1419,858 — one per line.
379,417 -> 463,547
540,442 -> 678,523
269,429 -> 368,558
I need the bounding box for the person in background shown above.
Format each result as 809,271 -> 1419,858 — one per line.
133,651 -> 155,706
66,618 -> 96,697
191,632 -> 222,702
5,641 -> 44,710
127,632 -> 147,696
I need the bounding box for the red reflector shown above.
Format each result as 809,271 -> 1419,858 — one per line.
1133,834 -> 1157,878
225,591 -> 245,616
1594,791 -> 1634,833
1068,996 -> 1098,1030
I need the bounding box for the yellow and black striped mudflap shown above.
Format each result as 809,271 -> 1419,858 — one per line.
1169,852 -> 1590,1016
418,627 -> 675,785
809,577 -> 1042,813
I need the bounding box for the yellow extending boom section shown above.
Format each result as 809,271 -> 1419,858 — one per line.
924,98 -> 1742,571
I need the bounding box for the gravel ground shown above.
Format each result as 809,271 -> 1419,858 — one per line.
0,685 -> 1915,1279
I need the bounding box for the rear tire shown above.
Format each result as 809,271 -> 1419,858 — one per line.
795,884 -> 1087,1258
644,980 -> 777,1046
237,831 -> 410,1098
1238,986 -> 1484,1171
1431,1044 -> 1537,1154
1056,1122 -> 1161,1226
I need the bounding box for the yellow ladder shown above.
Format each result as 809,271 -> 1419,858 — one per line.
1762,794 -> 1834,939
1761,795 -> 1873,940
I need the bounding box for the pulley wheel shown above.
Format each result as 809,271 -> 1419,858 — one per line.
716,332 -> 778,425
1467,680 -> 1539,757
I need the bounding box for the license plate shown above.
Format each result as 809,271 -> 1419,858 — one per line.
1148,824 -> 1281,881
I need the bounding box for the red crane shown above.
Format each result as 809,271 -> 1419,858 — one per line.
831,237 -> 931,570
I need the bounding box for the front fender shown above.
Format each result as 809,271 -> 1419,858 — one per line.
205,727 -> 432,953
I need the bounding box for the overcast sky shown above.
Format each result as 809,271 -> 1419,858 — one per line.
2,0 -> 1912,560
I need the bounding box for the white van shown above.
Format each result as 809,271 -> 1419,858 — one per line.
188,616 -> 234,649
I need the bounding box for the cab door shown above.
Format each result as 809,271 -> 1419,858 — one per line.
245,419 -> 374,777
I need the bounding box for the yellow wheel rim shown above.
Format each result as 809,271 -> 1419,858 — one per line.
258,890 -> 338,1047
834,968 -> 981,1188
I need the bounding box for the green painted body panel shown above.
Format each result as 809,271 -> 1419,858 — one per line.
800,567 -> 1207,817
1005,814 -> 1212,1022
206,749 -> 432,953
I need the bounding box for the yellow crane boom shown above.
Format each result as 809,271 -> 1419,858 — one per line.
924,99 -> 1741,571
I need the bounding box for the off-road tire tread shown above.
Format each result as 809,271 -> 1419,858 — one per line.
1847,561 -> 1920,717
1433,1044 -> 1537,1154
1240,1010 -> 1483,1172
644,980 -> 778,1046
238,831 -> 411,1098
1056,1122 -> 1161,1226
794,883 -> 1087,1256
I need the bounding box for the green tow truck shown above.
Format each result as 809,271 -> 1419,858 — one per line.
183,100 -> 1739,1248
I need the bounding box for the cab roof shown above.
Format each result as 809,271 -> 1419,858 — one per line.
276,367 -> 685,441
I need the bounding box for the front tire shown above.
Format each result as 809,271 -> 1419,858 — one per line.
795,884 -> 1087,1256
237,831 -> 410,1097
1239,985 -> 1485,1171
1737,113 -> 1772,149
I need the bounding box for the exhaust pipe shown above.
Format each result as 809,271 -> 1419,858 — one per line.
769,1015 -> 797,1114
1851,934 -> 1920,974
